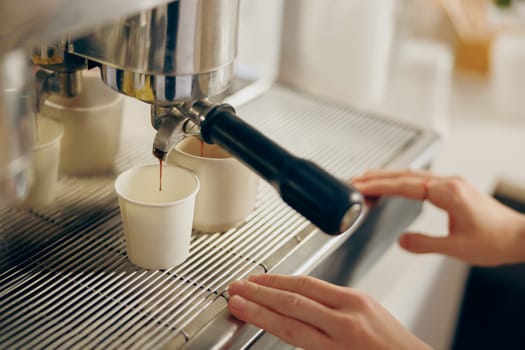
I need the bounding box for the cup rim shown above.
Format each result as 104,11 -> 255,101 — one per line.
172,138 -> 237,163
114,164 -> 200,208
45,94 -> 123,113
32,117 -> 64,151
44,75 -> 124,113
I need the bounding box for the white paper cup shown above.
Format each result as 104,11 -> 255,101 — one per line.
168,136 -> 259,232
20,117 -> 64,208
41,70 -> 124,175
115,164 -> 199,270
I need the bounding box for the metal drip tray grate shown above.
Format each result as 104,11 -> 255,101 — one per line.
0,85 -> 430,349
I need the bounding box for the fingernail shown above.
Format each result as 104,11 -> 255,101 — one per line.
353,182 -> 365,189
247,274 -> 263,282
398,235 -> 410,249
229,295 -> 247,311
228,280 -> 245,295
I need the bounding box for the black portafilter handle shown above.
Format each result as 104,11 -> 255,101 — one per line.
199,104 -> 363,235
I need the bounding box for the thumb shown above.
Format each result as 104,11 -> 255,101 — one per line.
399,233 -> 457,256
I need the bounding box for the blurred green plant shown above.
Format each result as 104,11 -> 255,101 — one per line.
495,0 -> 512,7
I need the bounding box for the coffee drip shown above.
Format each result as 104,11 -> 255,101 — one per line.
159,159 -> 163,192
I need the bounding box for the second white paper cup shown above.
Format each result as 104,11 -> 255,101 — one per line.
115,164 -> 199,270
168,137 -> 259,232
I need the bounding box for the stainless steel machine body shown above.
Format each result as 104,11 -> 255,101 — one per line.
0,86 -> 438,349
74,0 -> 239,104
0,0 -> 440,348
0,0 -> 238,205
2,0 -> 361,235
0,0 -> 177,205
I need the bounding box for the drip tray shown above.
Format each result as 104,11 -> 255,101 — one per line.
0,85 -> 438,349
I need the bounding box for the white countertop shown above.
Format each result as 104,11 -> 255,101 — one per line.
353,73 -> 525,349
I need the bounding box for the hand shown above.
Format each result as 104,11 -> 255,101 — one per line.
228,274 -> 430,350
352,169 -> 525,266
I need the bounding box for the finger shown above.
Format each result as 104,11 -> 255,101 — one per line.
353,172 -> 467,213
425,177 -> 468,212
398,233 -> 459,256
246,274 -> 348,309
228,295 -> 332,350
352,177 -> 429,200
352,169 -> 435,182
355,176 -> 465,214
229,279 -> 339,335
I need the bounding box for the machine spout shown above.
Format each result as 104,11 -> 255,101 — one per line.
151,106 -> 190,161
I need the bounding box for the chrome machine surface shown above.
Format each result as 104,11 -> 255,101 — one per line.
1,0 -> 362,236
0,85 -> 438,349
0,0 -> 239,204
0,0 -> 175,205
72,0 -> 239,104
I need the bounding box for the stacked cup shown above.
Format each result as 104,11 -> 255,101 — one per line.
41,69 -> 124,176
21,69 -> 123,210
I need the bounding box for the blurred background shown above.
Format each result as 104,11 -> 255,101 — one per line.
272,0 -> 525,135
234,0 -> 525,349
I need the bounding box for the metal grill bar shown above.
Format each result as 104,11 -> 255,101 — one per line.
126,213 -> 308,349
98,202 -> 303,348
71,195 -> 288,348
0,212 -> 117,302
0,221 -> 126,347
0,85 -> 426,350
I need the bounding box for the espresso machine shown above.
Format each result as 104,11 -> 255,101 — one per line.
1,0 -> 362,235
0,0 -> 439,349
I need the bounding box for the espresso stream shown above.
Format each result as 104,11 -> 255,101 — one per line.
159,159 -> 163,191
158,140 -> 204,191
